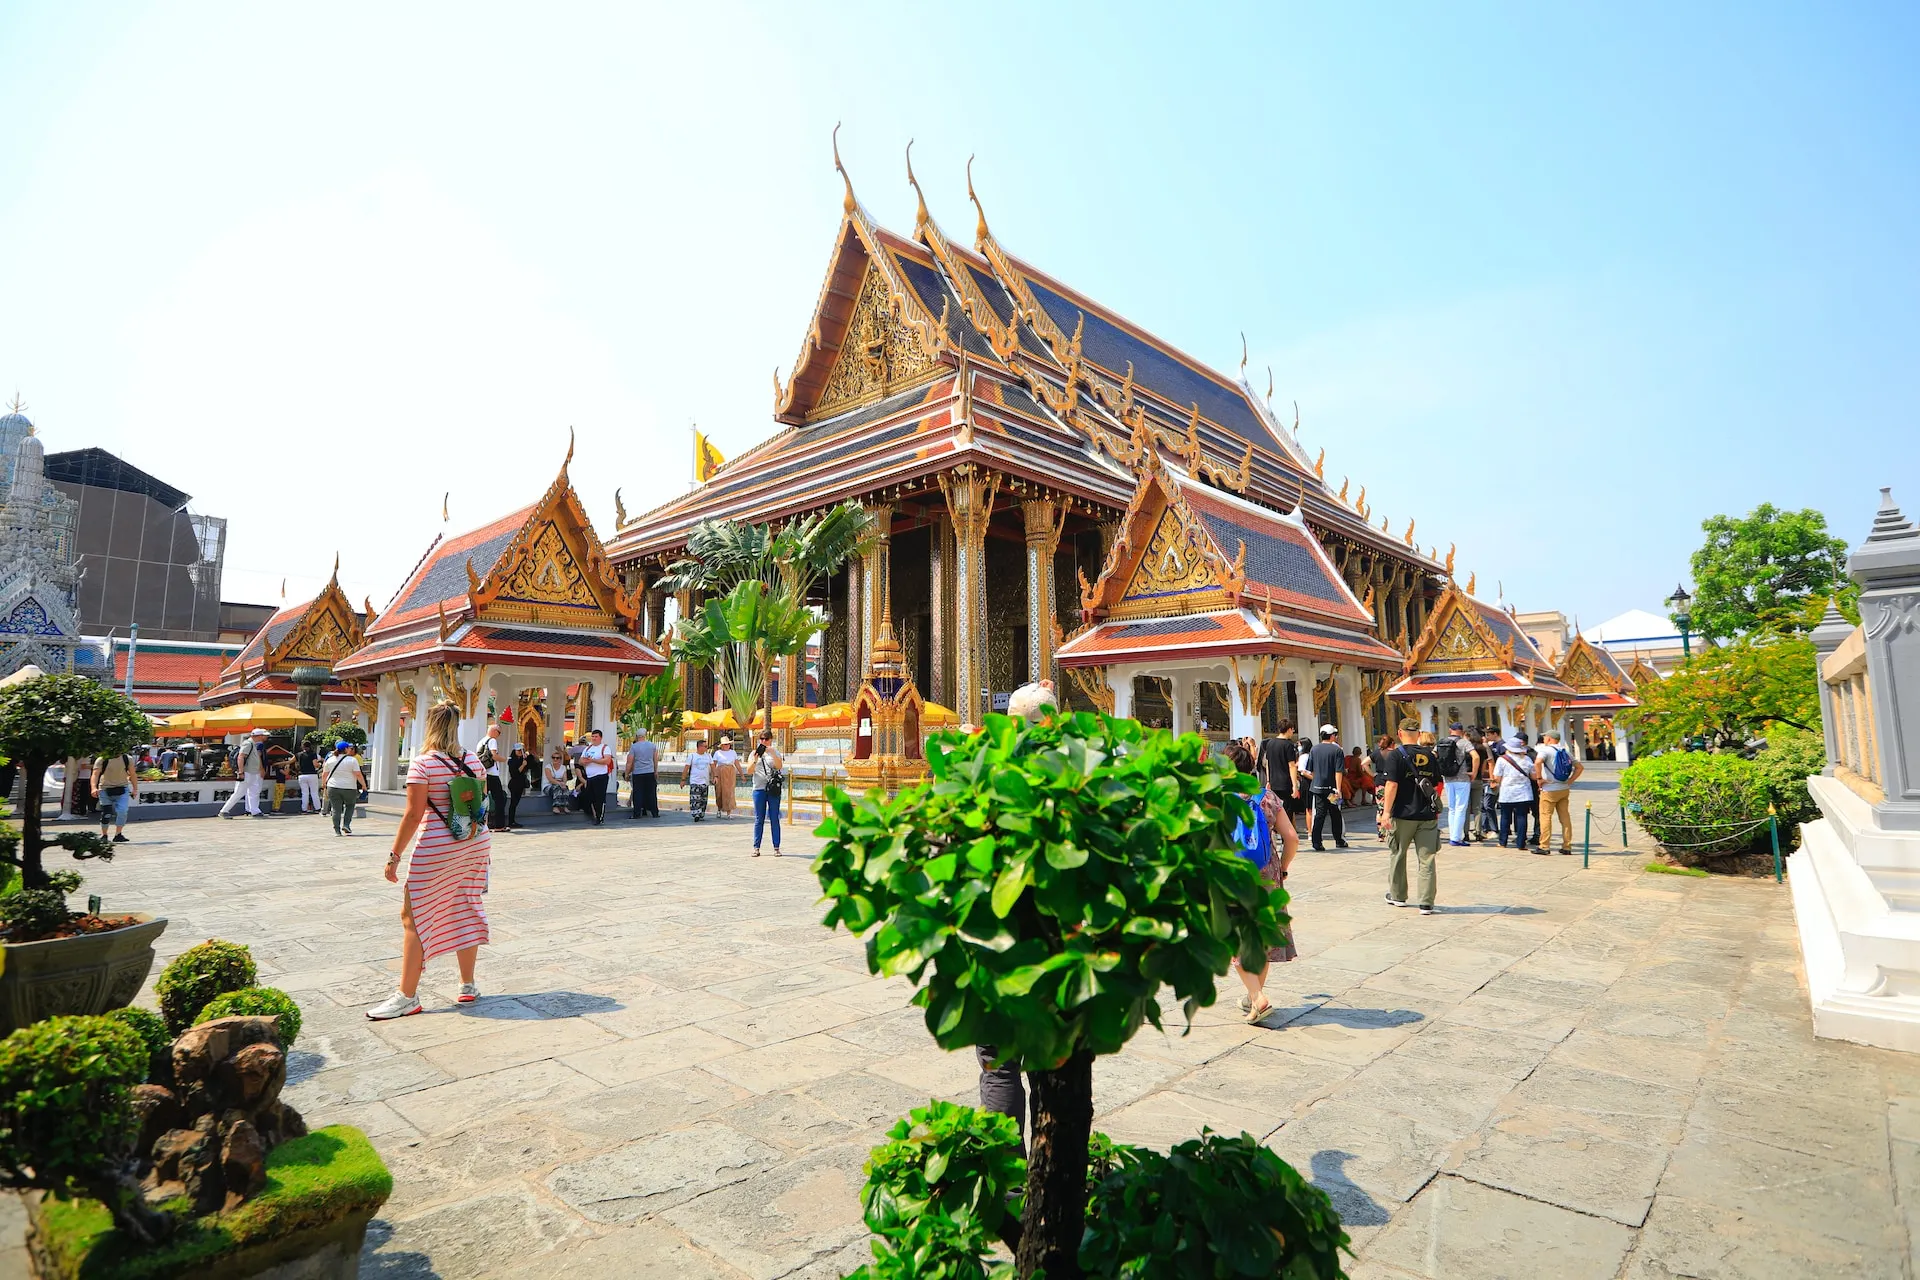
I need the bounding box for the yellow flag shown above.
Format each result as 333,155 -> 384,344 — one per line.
694,432 -> 726,483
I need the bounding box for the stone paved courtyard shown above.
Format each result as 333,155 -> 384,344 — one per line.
5,767 -> 1917,1278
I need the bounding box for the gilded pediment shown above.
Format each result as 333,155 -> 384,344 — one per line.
810,265 -> 938,420
1111,506 -> 1228,619
1561,643 -> 1612,693
489,519 -> 608,619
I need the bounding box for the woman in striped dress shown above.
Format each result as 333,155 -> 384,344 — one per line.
367,702 -> 492,1020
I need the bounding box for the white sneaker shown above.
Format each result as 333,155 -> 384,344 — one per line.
456,983 -> 480,1004
365,992 -> 422,1021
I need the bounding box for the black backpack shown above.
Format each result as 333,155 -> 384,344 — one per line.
1398,745 -> 1442,812
1434,739 -> 1464,778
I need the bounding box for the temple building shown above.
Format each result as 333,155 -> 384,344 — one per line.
200,560 -> 372,730
1550,632 -> 1640,761
0,402 -> 88,676
1386,579 -> 1576,741
334,448 -> 666,791
608,148 -> 1445,738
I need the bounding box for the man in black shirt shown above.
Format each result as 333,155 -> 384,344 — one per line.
1379,718 -> 1443,914
1257,719 -> 1302,832
1300,724 -> 1350,851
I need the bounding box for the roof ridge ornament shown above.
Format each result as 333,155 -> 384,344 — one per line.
1866,486 -> 1915,542
1239,332 -> 1248,378
833,122 -> 856,214
905,138 -> 929,231
966,154 -> 989,248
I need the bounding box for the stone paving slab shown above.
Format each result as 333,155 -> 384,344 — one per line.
3,767 -> 1915,1278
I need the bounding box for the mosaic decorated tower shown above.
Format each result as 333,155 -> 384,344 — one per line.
0,401 -> 84,675
844,606 -> 927,793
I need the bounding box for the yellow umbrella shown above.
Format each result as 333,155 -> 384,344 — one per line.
153,710 -> 210,737
804,701 -> 853,726
199,702 -> 318,732
921,702 -> 961,726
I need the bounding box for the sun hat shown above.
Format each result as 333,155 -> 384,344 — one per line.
1319,723 -> 1338,737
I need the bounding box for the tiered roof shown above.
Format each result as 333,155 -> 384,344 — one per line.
1058,463 -> 1401,670
1387,582 -> 1577,702
336,451 -> 665,681
609,153 -> 1440,578
202,563 -> 367,708
1552,635 -> 1641,714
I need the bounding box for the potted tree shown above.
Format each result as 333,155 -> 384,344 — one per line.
0,673 -> 167,1035
814,710 -> 1306,1277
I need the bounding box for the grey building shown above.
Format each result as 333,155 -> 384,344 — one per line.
45,446 -> 229,642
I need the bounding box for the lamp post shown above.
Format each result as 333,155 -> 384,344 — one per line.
1665,584 -> 1693,660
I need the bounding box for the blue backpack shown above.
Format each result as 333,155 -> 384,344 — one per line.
1232,794 -> 1272,870
1548,748 -> 1574,782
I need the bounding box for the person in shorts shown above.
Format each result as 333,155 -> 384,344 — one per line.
92,752 -> 137,843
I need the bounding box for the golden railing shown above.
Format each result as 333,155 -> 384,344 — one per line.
1822,625 -> 1884,804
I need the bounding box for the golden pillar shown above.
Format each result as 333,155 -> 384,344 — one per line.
939,465 -> 1000,726
845,556 -> 864,699
1022,496 -> 1063,687
929,512 -> 955,706
779,651 -> 801,707
862,501 -> 895,683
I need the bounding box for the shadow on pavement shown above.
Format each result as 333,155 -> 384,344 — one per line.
1308,1150 -> 1390,1226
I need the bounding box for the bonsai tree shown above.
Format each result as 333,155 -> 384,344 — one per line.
0,674 -> 146,891
617,672 -> 684,742
814,711 -> 1289,1278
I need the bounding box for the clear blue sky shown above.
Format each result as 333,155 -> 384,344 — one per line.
3,2 -> 1914,624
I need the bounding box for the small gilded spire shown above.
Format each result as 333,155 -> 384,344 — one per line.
833,122 -> 856,215
905,138 -> 929,231
563,425 -> 575,474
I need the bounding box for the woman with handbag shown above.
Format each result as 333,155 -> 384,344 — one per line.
1221,740 -> 1296,1024
749,730 -> 784,856
367,702 -> 492,1021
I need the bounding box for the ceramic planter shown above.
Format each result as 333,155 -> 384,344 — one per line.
0,914 -> 168,1036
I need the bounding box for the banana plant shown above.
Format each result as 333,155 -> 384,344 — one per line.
672,580 -> 825,734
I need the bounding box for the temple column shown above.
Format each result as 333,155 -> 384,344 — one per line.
645,587 -> 668,645
372,674 -> 401,791
940,466 -> 1000,727
845,557 -> 865,688
1022,497 -> 1062,688
403,674 -> 427,760
861,502 -> 894,680
779,652 -> 800,707
929,514 -> 953,706
674,590 -> 694,710
1168,672 -> 1192,736
1109,665 -> 1135,719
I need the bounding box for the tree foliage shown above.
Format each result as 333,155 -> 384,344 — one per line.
672,580 -> 822,733
0,675 -> 146,889
1621,633 -> 1818,751
847,1100 -> 1026,1278
304,722 -> 368,754
1685,505 -> 1855,641
660,501 -> 874,606
1620,753 -> 1772,862
617,672 -> 683,742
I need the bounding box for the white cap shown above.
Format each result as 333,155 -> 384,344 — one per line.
1319,723 -> 1338,736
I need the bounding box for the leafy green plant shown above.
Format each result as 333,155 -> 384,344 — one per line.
102,1006 -> 171,1082
0,889 -> 73,941
1080,1131 -> 1350,1279
1752,725 -> 1827,827
1621,634 -> 1819,752
1620,753 -> 1771,863
304,723 -> 368,754
816,712 -> 1288,1277
617,672 -> 684,742
1684,505 -> 1855,641
847,1101 -> 1026,1279
0,1014 -> 172,1244
195,986 -> 302,1049
673,579 -> 824,734
154,940 -> 257,1035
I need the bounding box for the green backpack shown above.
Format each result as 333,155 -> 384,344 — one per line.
427,753 -> 486,840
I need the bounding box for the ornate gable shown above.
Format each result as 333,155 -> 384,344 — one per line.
1557,635 -> 1624,696
1626,654 -> 1663,687
269,574 -> 365,671
1407,585 -> 1513,673
809,264 -> 941,420
1078,466 -> 1241,622
466,457 -> 639,630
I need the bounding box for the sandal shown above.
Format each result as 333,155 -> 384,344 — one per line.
1243,998 -> 1274,1024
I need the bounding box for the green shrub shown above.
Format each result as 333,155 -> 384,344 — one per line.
815,711 -> 1290,1275
303,724 -> 367,754
154,941 -> 256,1035
1080,1131 -> 1350,1279
195,987 -> 302,1049
0,888 -> 72,941
1752,726 -> 1827,827
1620,753 -> 1771,862
860,1101 -> 1024,1255
101,1007 -> 171,1082
0,1015 -> 169,1243
0,673 -> 149,891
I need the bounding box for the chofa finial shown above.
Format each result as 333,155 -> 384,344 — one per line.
966,154 -> 990,246
833,122 -> 856,215
905,139 -> 928,230
564,426 -> 575,473
1239,332 -> 1249,377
